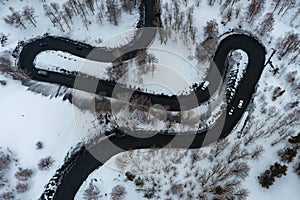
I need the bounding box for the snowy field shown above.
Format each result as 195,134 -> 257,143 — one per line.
0,0 -> 299,199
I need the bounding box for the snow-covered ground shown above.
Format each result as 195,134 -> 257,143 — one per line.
0,0 -> 139,50
0,0 -> 299,199
0,74 -> 97,199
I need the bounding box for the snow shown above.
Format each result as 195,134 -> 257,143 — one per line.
34,50 -> 110,78
0,0 -> 299,199
0,74 -> 96,199
0,0 -> 139,50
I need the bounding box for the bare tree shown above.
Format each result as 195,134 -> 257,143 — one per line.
50,2 -> 61,17
60,11 -> 72,30
14,168 -> 33,181
43,4 -> 65,31
203,20 -> 219,39
229,162 -> 250,179
63,2 -> 74,24
208,0 -> 216,6
273,0 -> 282,11
235,5 -> 242,18
69,0 -> 80,15
83,181 -> 100,200
0,191 -> 15,200
38,156 -> 54,170
227,142 -> 249,164
276,32 -> 300,59
96,10 -> 104,25
16,183 -> 29,193
86,0 -> 96,15
246,0 -> 265,24
106,0 -> 121,25
208,139 -> 230,160
0,151 -> 11,171
291,8 -> 300,24
278,0 -> 296,16
222,7 -> 233,25
251,145 -> 264,160
4,7 -> 27,29
22,6 -> 37,27
120,0 -> 137,14
111,185 -> 127,200
257,12 -> 274,36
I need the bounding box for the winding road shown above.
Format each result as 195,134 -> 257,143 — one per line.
17,0 -> 266,199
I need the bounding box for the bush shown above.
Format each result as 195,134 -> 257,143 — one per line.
111,185 -> 126,200
83,181 -> 100,200
35,141 -> 44,150
0,151 -> 11,171
16,183 -> 29,193
258,162 -> 287,189
0,80 -> 6,86
38,156 -> 54,170
270,163 -> 287,178
125,172 -> 135,181
134,177 -> 144,187
170,184 -> 183,195
277,148 -> 298,163
0,191 -> 15,200
295,162 -> 300,176
258,170 -> 274,189
289,133 -> 300,145
14,168 -> 33,181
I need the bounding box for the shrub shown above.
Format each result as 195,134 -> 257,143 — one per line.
258,162 -> 287,189
170,184 -> 183,195
14,168 -> 33,181
38,156 -> 54,170
289,133 -> 300,145
111,185 -> 127,200
134,177 -> 144,187
0,80 -> 6,86
35,141 -> 43,150
295,162 -> 300,176
125,171 -> 135,181
16,183 -> 29,193
277,148 -> 298,163
0,191 -> 15,200
83,181 -> 100,200
0,151 -> 11,171
258,170 -> 274,189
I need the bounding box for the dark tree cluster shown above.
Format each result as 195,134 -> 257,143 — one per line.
258,162 -> 287,189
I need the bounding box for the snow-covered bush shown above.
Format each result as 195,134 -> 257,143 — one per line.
35,141 -> 44,150
258,162 -> 287,189
0,191 -> 15,200
38,156 -> 54,170
83,181 -> 100,200
15,182 -> 29,193
14,168 -> 33,181
0,151 -> 11,171
110,185 -> 127,200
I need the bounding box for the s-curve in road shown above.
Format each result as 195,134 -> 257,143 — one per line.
36,33 -> 266,200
